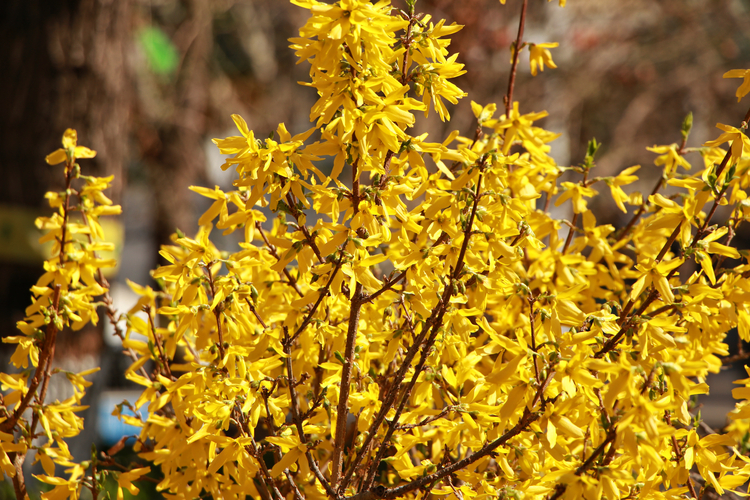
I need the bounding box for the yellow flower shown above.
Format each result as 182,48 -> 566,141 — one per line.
116,467 -> 151,500
703,123 -> 750,167
470,101 -> 497,124
493,101 -> 552,154
45,129 -> 96,165
630,256 -> 683,304
694,227 -> 741,284
555,181 -> 598,214
529,42 -> 558,76
607,165 -> 640,213
647,144 -> 691,173
724,69 -> 750,102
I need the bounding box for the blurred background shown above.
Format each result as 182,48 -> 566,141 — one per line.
1,0 -> 749,491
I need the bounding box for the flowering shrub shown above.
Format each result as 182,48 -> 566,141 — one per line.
5,0 -> 750,499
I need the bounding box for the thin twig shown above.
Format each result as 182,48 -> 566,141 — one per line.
145,306 -> 175,380
561,213 -> 579,255
291,257 -> 343,344
245,298 -> 269,330
615,174 -> 666,243
235,407 -> 286,500
286,189 -> 324,263
381,400 -> 540,498
665,412 -> 698,498
528,297 -> 540,383
359,172 -> 485,492
332,283 -> 363,487
360,271 -> 406,305
205,263 -> 226,361
656,223 -> 682,263
81,209 -> 152,381
395,406 -> 457,430
282,332 -> 338,499
547,426 -> 618,500
255,221 -> 304,297
504,0 -> 528,116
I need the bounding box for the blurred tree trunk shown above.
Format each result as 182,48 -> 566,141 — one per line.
138,0 -> 212,248
0,0 -> 133,332
0,0 -> 132,206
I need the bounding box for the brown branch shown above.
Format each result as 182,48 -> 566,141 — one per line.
615,112 -> 695,244
332,143 -> 369,488
382,405 -> 539,499
504,0 -> 528,116
615,174 -> 666,243
58,158 -> 75,265
453,172 -> 485,280
291,257 -> 344,344
11,452 -> 26,500
358,172 -> 485,492
657,141 -> 740,294
23,311 -> 61,496
338,304 -> 434,491
331,282 -> 364,488
400,5 -> 416,87
561,213 -> 579,255
1,285 -> 62,434
282,332 -> 338,499
710,215 -> 742,284
374,4 -> 417,189
352,157 -> 361,213
360,271 -> 406,306
145,306 -> 174,381
340,172 -> 486,493
449,124 -> 485,174
548,426 -> 618,500
31,330 -> 57,431
360,291 -> 451,491
235,407 -> 285,500
576,427 -> 617,475
722,350 -> 750,366
332,158 -> 368,490
656,222 -> 682,263
596,288 -> 660,359
91,450 -> 99,500
9,154 -> 78,498
346,486 -> 387,500
245,298 -> 269,330
528,297 -> 540,383
691,103 -> 750,245
599,219 -> 683,358
259,376 -> 305,500
395,406 -> 457,430
285,471 -> 305,500
205,263 -> 226,361
255,221 -> 304,297
81,211 -> 152,382
665,412 -> 697,498
286,190 -> 324,264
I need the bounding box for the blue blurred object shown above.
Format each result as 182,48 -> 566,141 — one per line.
97,390 -> 147,445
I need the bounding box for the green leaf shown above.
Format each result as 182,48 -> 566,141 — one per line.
138,26 -> 179,76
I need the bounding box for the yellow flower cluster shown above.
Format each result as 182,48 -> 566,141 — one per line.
116,0 -> 750,498
6,1 -> 750,500
108,0 -> 750,497
0,129 -> 129,499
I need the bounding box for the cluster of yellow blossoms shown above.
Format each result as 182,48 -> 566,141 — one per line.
1,130 -> 122,499
6,0 -> 750,499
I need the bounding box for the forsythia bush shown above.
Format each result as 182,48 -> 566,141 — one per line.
6,0 -> 750,499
